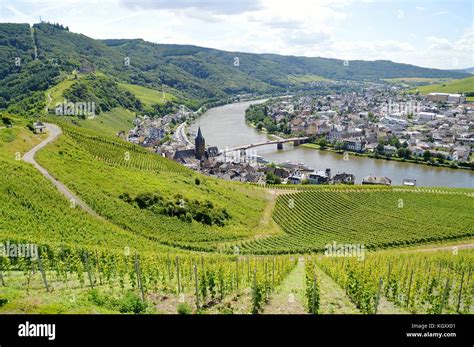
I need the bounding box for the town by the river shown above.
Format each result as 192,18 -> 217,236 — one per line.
190,100 -> 473,188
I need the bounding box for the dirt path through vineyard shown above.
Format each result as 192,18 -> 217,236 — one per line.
264,258 -> 364,314
263,258 -> 306,314
313,264 -> 361,314
23,123 -> 99,217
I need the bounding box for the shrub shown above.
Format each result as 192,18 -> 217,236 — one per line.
134,192 -> 163,209
122,191 -> 231,226
177,303 -> 192,315
119,291 -> 147,314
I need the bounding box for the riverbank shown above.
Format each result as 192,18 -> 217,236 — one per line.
300,143 -> 473,171
246,120 -> 472,172
191,100 -> 474,188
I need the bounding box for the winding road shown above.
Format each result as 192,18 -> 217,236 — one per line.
174,122 -> 193,147
22,123 -> 99,217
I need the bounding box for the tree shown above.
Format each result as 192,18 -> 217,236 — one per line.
334,140 -> 345,151
423,150 -> 431,161
265,172 -> 281,185
388,135 -> 400,148
376,140 -> 385,154
397,147 -> 411,160
368,112 -> 377,123
317,136 -> 328,150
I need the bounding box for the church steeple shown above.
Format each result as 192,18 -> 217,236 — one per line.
195,127 -> 205,160
196,127 -> 203,141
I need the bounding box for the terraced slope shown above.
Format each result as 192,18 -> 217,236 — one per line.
0,125 -> 171,253
34,123 -> 273,251
238,188 -> 474,254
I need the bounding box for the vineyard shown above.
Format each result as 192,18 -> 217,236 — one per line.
1,123 -> 473,315
236,188 -> 474,254
314,249 -> 473,314
61,123 -> 189,174
2,242 -> 471,314
33,123 -> 274,251
0,242 -> 296,314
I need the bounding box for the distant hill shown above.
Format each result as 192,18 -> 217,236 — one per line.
0,22 -> 470,115
451,67 -> 474,74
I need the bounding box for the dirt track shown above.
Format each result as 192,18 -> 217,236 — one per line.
22,123 -> 99,217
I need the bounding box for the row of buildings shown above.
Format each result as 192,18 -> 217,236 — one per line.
262,88 -> 473,164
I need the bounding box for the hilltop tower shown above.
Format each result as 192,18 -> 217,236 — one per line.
195,127 -> 205,160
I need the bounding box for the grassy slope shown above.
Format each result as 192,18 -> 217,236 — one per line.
0,125 -> 174,254
34,125 -> 274,251
119,83 -> 175,107
408,75 -> 474,96
384,77 -> 453,84
45,75 -> 75,109
287,74 -> 333,84
52,107 -> 136,137
45,78 -> 175,138
239,188 -> 474,254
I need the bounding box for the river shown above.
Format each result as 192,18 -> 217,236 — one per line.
190,100 -> 473,188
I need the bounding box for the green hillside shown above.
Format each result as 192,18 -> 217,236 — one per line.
383,77 -> 454,87
45,74 -> 75,107
0,125 -> 173,253
238,188 -> 474,254
409,76 -> 474,97
53,107 -> 136,137
34,123 -> 274,252
1,22 -> 470,115
118,83 -> 175,107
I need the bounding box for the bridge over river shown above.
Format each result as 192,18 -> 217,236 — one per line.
223,136 -> 309,153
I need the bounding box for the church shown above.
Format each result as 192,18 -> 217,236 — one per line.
195,127 -> 206,159
173,127 -> 219,161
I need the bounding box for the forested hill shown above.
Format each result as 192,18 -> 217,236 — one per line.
0,22 -> 470,115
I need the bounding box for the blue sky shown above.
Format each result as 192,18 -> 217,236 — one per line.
1,0 -> 473,69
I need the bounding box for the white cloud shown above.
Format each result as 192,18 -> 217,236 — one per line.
281,30 -> 333,46
119,0 -> 263,15
332,40 -> 415,53
428,36 -> 453,50
454,25 -> 474,51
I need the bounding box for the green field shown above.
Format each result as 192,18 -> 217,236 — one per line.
51,107 -> 136,137
383,77 -> 454,87
408,75 -> 474,97
0,127 -> 173,253
119,83 -> 175,107
287,74 -> 333,84
314,249 -> 473,314
237,188 -> 474,254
